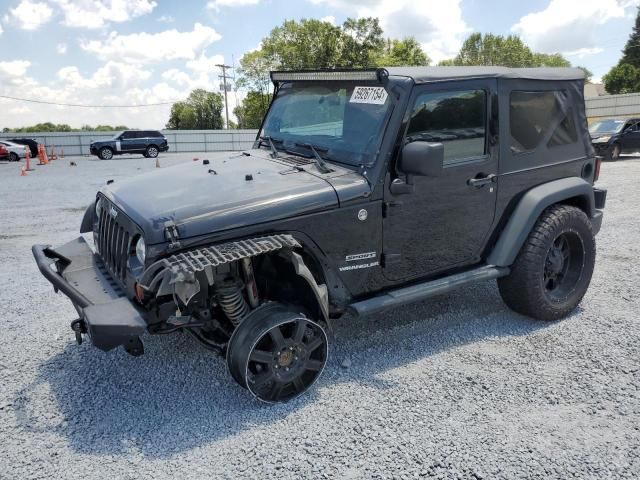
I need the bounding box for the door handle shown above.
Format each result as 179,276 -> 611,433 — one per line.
467,173 -> 496,187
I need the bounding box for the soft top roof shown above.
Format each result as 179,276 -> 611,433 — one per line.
386,66 -> 584,83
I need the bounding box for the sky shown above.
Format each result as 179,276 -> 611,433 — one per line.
0,0 -> 639,130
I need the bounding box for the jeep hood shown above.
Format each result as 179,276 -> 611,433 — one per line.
101,152 -> 369,245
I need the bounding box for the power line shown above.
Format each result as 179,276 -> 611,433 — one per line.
0,94 -> 178,108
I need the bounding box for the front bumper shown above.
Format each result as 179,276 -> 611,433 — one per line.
32,237 -> 147,354
592,142 -> 611,155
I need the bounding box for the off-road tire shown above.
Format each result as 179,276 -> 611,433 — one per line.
9,152 -> 18,162
99,147 -> 114,160
498,204 -> 595,321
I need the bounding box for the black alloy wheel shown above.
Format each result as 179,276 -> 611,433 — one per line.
543,232 -> 585,302
227,303 -> 328,403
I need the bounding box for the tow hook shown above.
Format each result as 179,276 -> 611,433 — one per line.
70,318 -> 87,345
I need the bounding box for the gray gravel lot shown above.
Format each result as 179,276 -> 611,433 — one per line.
1,152 -> 639,479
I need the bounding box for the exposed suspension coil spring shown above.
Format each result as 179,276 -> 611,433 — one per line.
216,281 -> 250,326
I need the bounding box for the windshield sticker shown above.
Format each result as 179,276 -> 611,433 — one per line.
350,86 -> 388,105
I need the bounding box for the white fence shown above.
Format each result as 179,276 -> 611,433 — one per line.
585,93 -> 640,121
0,129 -> 259,156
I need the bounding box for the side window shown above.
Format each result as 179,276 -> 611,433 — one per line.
120,131 -> 134,139
405,89 -> 487,165
510,91 -> 578,153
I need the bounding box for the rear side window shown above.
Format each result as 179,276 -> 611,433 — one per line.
406,89 -> 487,165
510,91 -> 578,153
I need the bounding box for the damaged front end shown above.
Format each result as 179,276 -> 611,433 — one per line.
33,232 -> 328,357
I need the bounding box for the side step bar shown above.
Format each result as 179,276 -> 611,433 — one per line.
348,265 -> 509,317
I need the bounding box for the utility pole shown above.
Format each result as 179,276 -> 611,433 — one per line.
216,63 -> 232,129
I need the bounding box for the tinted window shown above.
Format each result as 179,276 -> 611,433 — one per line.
406,89 -> 486,165
149,131 -> 163,138
510,91 -> 577,153
121,131 -> 135,139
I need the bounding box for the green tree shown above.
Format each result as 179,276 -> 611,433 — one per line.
340,17 -> 385,67
621,7 -> 640,68
234,91 -> 270,129
261,19 -> 344,70
603,63 -> 640,94
166,89 -> 224,130
577,66 -> 594,83
440,33 -> 569,68
233,17 -> 429,126
377,38 -> 430,66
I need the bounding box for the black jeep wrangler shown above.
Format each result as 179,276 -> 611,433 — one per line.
34,67 -> 606,403
89,130 -> 169,160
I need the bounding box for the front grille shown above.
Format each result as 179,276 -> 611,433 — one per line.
96,200 -> 136,282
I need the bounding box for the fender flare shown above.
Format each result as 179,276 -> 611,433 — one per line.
487,177 -> 595,267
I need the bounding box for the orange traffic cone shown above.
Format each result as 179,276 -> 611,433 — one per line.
25,149 -> 34,171
49,145 -> 58,160
60,146 -> 64,159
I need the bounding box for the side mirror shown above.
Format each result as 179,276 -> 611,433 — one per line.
390,142 -> 444,195
399,141 -> 444,177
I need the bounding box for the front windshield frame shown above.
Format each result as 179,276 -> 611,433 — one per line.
589,119 -> 625,135
259,81 -> 395,168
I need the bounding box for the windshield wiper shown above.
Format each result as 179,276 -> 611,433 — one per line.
294,142 -> 332,174
258,135 -> 280,158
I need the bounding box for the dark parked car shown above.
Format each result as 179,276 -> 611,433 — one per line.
590,117 -> 640,160
89,130 -> 169,160
34,67 -> 606,403
8,138 -> 38,157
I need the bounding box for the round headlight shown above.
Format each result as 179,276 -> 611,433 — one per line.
95,198 -> 103,218
135,236 -> 146,265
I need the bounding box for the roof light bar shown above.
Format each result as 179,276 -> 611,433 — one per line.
270,69 -> 387,83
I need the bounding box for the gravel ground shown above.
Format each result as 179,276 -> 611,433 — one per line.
0,152 -> 639,480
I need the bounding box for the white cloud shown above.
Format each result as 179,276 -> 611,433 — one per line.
563,47 -> 605,58
81,23 -> 222,64
51,0 -> 157,29
157,14 -> 174,23
0,60 -> 31,78
0,24 -> 3,35
320,15 -> 335,25
5,0 -> 53,30
56,61 -> 152,90
207,0 -> 259,9
56,43 -> 67,54
512,0 -> 635,54
186,52 -> 225,73
308,0 -> 470,63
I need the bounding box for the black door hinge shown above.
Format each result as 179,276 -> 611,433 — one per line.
381,253 -> 401,267
382,201 -> 403,218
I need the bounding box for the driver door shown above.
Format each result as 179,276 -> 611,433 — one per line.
382,80 -> 498,282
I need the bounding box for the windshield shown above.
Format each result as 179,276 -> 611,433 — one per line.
589,119 -> 625,135
111,131 -> 123,140
261,82 -> 393,166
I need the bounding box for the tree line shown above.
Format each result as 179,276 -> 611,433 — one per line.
3,123 -> 129,133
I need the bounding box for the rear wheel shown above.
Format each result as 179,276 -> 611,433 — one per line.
9,152 -> 18,162
145,145 -> 159,158
99,147 -> 113,160
498,205 -> 596,321
227,303 -> 328,403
